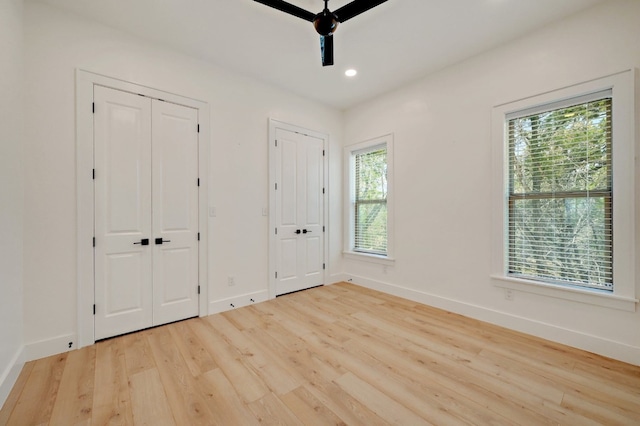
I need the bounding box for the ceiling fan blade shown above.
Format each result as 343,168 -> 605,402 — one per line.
334,0 -> 388,22
253,0 -> 315,22
320,35 -> 334,66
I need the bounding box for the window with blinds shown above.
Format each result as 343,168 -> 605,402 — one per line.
354,145 -> 388,255
507,91 -> 612,290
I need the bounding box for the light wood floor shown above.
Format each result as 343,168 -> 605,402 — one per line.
2,282 -> 640,425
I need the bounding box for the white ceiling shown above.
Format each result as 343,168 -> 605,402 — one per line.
36,0 -> 606,109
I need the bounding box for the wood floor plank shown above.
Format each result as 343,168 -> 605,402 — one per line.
280,385 -> 347,426
166,320 -> 218,377
6,353 -> 67,425
0,360 -> 34,425
188,317 -> 269,403
2,282 -> 640,425
561,392 -> 640,425
91,338 -> 134,426
335,372 -> 429,425
247,392 -> 302,425
338,322 -> 515,426
48,346 -> 96,425
195,368 -> 261,426
214,309 -> 318,396
129,368 -> 176,426
145,326 -> 217,425
121,328 -> 156,376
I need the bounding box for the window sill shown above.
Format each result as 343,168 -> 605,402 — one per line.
343,251 -> 395,266
492,274 -> 637,312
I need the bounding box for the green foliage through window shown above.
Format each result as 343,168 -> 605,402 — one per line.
354,147 -> 387,255
508,96 -> 612,290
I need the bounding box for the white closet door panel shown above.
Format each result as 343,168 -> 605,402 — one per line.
280,137 -> 298,227
104,251 -> 145,313
94,86 -> 153,340
152,100 -> 199,326
280,238 -> 298,279
305,140 -> 322,227
304,235 -> 322,278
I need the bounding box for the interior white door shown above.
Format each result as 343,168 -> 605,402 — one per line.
151,100 -> 200,326
94,86 -> 153,340
94,87 -> 199,340
275,128 -> 324,295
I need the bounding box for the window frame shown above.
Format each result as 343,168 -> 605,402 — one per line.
344,134 -> 395,264
491,71 -> 637,311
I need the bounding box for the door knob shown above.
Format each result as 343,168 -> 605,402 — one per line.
303,229 -> 312,234
295,229 -> 301,234
133,238 -> 150,246
155,238 -> 171,245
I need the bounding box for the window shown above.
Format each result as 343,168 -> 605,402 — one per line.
355,146 -> 388,254
491,71 -> 636,310
345,135 -> 394,261
507,93 -> 612,290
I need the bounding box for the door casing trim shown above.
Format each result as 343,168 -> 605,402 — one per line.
76,70 -> 210,348
268,119 -> 329,299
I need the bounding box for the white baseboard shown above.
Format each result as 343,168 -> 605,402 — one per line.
208,290 -> 269,315
24,333 -> 77,363
0,345 -> 25,409
328,273 -> 349,284
346,274 -> 640,366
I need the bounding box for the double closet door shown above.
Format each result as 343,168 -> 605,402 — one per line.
274,127 -> 325,296
93,86 -> 200,340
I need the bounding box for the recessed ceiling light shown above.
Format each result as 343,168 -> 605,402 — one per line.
345,69 -> 357,77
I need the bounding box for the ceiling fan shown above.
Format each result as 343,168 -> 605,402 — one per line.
253,0 -> 389,66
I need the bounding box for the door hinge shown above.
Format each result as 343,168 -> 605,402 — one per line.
275,271 -> 278,279
92,169 -> 95,180
323,226 -> 325,232
197,232 -> 200,241
322,149 -> 325,156
198,285 -> 201,295
275,228 -> 278,235
322,188 -> 325,194
92,102 -> 95,113
197,124 -> 200,133
197,178 -> 200,186
93,304 -> 96,315
275,183 -> 278,190
323,263 -> 326,270
275,140 -> 278,147
92,237 -> 96,247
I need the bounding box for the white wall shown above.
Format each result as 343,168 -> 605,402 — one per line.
0,0 -> 25,405
23,1 -> 343,355
344,0 -> 640,365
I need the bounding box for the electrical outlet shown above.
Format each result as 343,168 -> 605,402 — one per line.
227,276 -> 235,286
504,289 -> 514,301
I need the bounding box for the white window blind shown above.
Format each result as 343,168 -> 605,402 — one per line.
354,145 -> 387,255
507,91 -> 613,290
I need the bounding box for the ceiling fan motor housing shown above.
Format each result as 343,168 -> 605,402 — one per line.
313,10 -> 339,36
